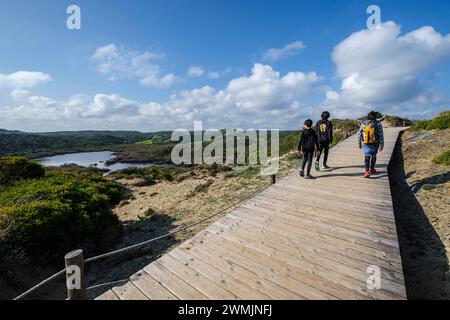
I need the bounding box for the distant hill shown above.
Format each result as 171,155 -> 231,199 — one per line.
0,129 -> 26,135
0,128 -> 179,159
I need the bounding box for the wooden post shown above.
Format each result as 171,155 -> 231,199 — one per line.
65,249 -> 86,300
270,174 -> 276,185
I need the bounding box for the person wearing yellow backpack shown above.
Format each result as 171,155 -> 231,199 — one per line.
358,111 -> 384,178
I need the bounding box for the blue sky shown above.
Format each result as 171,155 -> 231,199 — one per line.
1,0 -> 450,132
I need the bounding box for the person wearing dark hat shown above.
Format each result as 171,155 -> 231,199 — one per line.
315,111 -> 333,171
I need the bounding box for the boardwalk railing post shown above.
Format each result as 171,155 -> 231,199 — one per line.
65,249 -> 86,300
270,174 -> 276,185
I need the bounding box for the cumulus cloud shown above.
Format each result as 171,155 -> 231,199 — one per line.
323,21 -> 450,116
187,65 -> 205,77
0,71 -> 51,90
187,66 -> 231,79
1,64 -> 323,131
91,44 -> 178,88
207,71 -> 220,79
263,41 -> 305,62
11,89 -> 30,101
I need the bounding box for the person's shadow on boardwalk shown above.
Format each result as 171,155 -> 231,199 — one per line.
314,165 -> 389,180
389,133 -> 449,299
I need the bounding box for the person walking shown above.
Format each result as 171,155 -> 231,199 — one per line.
358,111 -> 384,178
315,111 -> 333,171
298,119 -> 320,179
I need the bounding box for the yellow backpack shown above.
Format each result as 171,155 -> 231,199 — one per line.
363,122 -> 377,144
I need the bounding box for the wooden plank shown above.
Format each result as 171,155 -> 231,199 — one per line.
235,203 -> 401,251
224,211 -> 405,286
144,261 -> 209,300
212,219 -> 405,298
184,231 -> 352,299
179,243 -> 308,299
157,253 -> 239,299
230,209 -> 402,277
95,289 -> 119,300
130,271 -> 178,300
169,248 -> 272,299
111,281 -> 148,300
229,208 -> 402,268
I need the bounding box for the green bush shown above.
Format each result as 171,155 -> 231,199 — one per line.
427,111 -> 450,130
433,149 -> 450,165
0,168 -> 123,261
224,166 -> 260,179
279,131 -> 301,155
333,119 -> 360,134
331,132 -> 346,147
110,166 -> 187,181
138,207 -> 156,221
0,157 -> 45,184
422,184 -> 436,191
410,111 -> 450,131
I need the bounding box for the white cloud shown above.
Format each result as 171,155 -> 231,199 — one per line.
10,89 -> 30,101
0,71 -> 51,90
263,41 -> 305,62
1,64 -> 323,131
208,71 -> 220,79
187,65 -> 205,77
91,44 -> 178,88
207,67 -> 232,79
323,21 -> 450,116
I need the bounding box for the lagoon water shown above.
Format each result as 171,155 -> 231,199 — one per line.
37,151 -> 170,173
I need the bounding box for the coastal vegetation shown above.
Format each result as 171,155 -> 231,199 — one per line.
409,111 -> 450,131
0,157 -> 123,263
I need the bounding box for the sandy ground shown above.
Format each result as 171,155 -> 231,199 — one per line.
389,129 -> 450,299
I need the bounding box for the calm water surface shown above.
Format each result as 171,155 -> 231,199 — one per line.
37,151 -> 171,173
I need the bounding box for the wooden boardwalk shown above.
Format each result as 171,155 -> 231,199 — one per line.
97,127 -> 407,300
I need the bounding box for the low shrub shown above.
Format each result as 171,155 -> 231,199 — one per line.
433,149 -> 450,166
0,167 -> 123,262
422,184 -> 436,191
224,166 -> 260,179
138,207 -> 156,221
0,157 -> 45,184
410,111 -> 450,131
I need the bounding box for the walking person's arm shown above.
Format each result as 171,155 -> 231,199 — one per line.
358,124 -> 363,149
298,132 -> 304,153
314,131 -> 320,157
329,121 -> 333,145
378,123 -> 384,152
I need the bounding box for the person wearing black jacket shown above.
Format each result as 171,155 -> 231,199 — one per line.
298,119 -> 320,179
315,111 -> 333,170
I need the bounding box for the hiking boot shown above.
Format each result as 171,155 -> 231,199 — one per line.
364,170 -> 371,178
369,168 -> 377,174
305,173 -> 314,179
314,161 -> 320,172
299,171 -> 305,177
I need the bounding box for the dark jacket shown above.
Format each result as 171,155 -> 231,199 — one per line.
315,119 -> 333,144
298,128 -> 319,152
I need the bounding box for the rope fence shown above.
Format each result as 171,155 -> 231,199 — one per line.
13,175 -> 275,300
